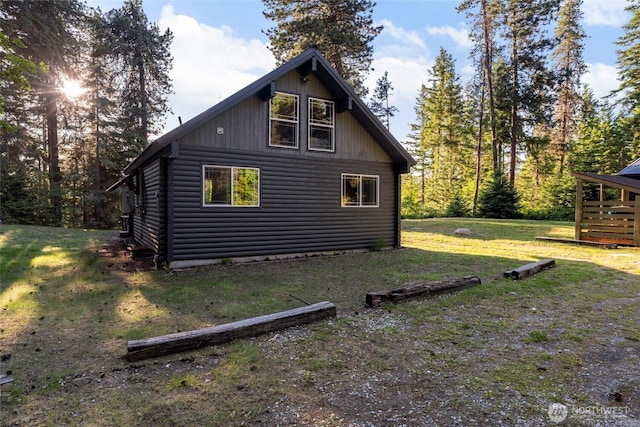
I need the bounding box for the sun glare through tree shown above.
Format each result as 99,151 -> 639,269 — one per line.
60,78 -> 85,99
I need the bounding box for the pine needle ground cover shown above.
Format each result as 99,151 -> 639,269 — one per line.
1,219 -> 638,426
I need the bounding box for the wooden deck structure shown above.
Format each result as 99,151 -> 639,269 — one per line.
573,172 -> 640,246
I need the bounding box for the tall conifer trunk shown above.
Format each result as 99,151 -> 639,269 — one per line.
46,78 -> 62,226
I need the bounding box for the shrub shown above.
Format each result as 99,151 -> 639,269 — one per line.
477,171 -> 521,219
445,193 -> 470,217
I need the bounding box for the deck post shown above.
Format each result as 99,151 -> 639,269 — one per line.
634,200 -> 640,246
575,179 -> 584,241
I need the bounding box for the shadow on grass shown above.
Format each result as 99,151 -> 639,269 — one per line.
1,224 -> 639,427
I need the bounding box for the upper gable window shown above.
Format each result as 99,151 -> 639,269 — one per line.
269,92 -> 299,148
308,98 -> 335,152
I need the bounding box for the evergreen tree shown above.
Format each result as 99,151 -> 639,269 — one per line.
497,0 -> 560,186
463,73 -> 495,215
262,0 -> 382,95
368,71 -> 398,129
418,48 -> 467,212
551,0 -> 586,175
616,0 -> 640,135
571,87 -> 607,174
1,0 -> 85,226
0,30 -> 38,222
79,11 -> 127,227
458,0 -> 500,171
406,84 -> 430,210
0,31 -> 36,129
476,170 -> 520,218
104,0 -> 173,151
445,192 -> 471,217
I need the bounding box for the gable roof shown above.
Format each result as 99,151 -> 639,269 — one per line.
108,49 -> 414,191
618,158 -> 640,176
573,172 -> 640,194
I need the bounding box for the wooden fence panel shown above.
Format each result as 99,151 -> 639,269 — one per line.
579,200 -> 636,245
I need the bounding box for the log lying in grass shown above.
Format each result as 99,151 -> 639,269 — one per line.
127,301 -> 336,362
534,236 -> 617,249
366,276 -> 481,307
503,259 -> 555,280
0,375 -> 13,386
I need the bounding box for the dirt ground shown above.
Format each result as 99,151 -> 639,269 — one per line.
92,237 -> 640,427
97,235 -> 156,273
2,229 -> 638,427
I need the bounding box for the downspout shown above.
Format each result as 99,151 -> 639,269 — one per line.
164,140 -> 179,268
395,168 -> 403,248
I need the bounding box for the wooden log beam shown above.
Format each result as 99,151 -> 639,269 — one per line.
366,276 -> 481,308
0,375 -> 13,386
534,236 -> 617,249
503,259 -> 555,280
127,301 -> 336,362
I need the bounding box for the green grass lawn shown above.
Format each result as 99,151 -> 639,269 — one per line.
1,219 -> 638,426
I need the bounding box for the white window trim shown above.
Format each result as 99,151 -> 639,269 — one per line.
341,173 -> 380,208
269,92 -> 299,149
308,97 -> 335,152
202,165 -> 261,207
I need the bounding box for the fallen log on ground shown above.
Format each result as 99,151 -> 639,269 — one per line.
0,375 -> 13,386
534,236 -> 617,249
127,301 -> 336,362
366,276 -> 481,307
503,259 -> 555,280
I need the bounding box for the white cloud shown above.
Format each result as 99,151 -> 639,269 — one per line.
583,62 -> 619,99
368,56 -> 431,102
158,5 -> 275,130
366,55 -> 433,140
378,19 -> 426,49
426,25 -> 473,49
582,0 -> 629,26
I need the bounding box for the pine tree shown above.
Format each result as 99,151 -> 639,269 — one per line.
1,0 -> 85,226
616,0 -> 640,136
0,30 -> 38,222
368,71 -> 398,129
476,170 -> 520,218
80,11 -> 126,227
418,48 -> 467,212
104,0 -> 173,151
458,0 -> 500,171
406,84 -> 430,210
262,0 -> 382,95
497,0 -> 560,186
551,0 -> 586,176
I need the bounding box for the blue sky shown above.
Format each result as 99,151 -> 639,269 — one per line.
90,0 -> 630,141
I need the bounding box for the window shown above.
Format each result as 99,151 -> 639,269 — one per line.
308,98 -> 335,151
203,166 -> 260,207
341,174 -> 379,207
269,92 -> 298,148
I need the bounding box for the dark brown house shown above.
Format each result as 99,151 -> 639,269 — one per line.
108,49 -> 415,269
